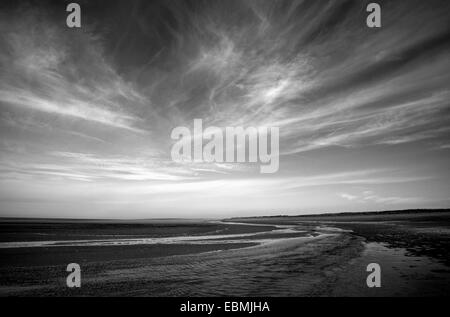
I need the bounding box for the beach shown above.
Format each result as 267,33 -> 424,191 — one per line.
0,210 -> 449,296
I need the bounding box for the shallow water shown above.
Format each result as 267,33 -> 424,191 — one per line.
0,225 -> 303,249
1,220 -> 449,296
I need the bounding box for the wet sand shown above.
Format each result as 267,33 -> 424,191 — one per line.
1,210 -> 449,296
227,210 -> 450,296
332,242 -> 450,296
0,233 -> 353,296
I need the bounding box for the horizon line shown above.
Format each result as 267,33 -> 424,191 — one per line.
0,208 -> 449,222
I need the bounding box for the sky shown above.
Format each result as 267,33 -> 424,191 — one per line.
0,0 -> 449,219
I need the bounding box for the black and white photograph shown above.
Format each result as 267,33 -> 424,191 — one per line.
0,0 -> 449,302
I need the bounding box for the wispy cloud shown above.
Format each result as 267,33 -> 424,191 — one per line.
0,9 -> 149,134
0,0 -> 448,217
339,190 -> 425,205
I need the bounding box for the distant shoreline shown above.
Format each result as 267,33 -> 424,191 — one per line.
225,208 -> 450,221
0,208 -> 449,223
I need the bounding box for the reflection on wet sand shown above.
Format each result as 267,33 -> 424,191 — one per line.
1,214 -> 449,296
